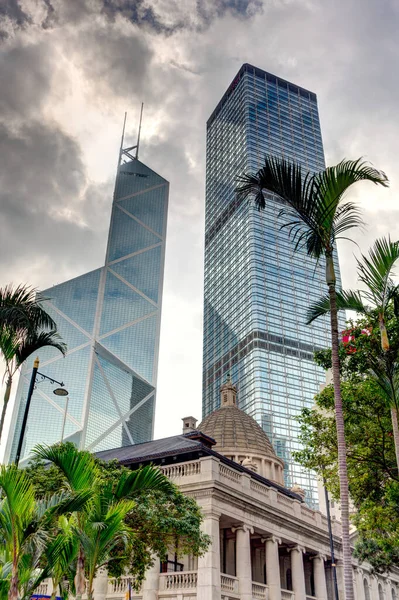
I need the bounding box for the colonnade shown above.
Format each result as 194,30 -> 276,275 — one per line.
197,512 -> 330,600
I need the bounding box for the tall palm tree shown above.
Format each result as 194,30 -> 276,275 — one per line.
0,464 -> 90,600
0,284 -> 67,441
236,156 -> 388,600
307,236 -> 399,466
33,444 -> 174,600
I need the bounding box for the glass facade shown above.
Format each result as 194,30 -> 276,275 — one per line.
203,64 -> 342,505
6,157 -> 168,463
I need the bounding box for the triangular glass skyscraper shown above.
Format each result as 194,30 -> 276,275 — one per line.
6,135 -> 169,463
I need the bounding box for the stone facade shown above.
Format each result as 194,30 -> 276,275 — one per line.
37,382 -> 399,600
37,452 -> 399,600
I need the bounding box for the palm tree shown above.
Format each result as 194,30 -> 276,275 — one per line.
45,516 -> 79,600
307,235 -> 399,466
236,156 -> 388,600
33,444 -> 174,600
0,464 -> 90,600
0,284 -> 67,441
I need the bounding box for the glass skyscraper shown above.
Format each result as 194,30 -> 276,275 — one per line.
6,151 -> 168,463
203,63 -> 342,504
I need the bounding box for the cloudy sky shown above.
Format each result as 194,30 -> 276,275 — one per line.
0,0 -> 398,446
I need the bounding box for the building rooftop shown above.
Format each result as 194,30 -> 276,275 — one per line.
198,378 -> 279,462
207,62 -> 317,127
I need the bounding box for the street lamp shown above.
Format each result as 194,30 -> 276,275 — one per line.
15,357 -> 69,466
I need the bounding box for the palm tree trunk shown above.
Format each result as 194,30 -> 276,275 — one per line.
378,313 -> 390,352
8,563 -> 18,600
74,546 -> 86,600
326,254 -> 354,600
390,406 -> 399,471
0,376 -> 12,443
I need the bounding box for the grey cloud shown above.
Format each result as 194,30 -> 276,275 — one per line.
196,0 -> 263,26
0,120 -> 112,287
0,0 -> 31,38
0,38 -> 55,118
69,20 -> 153,100
4,0 -> 264,38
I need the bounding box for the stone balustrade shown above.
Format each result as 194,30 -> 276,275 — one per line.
281,588 -> 295,600
161,461 -> 201,479
108,576 -> 135,595
159,571 -> 198,590
35,583 -> 49,596
250,479 -> 270,498
252,581 -> 269,599
219,463 -> 241,483
160,457 -> 329,533
277,492 -> 296,510
221,573 -> 240,594
301,505 -> 317,521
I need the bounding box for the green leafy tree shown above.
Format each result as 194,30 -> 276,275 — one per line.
0,284 -> 67,441
307,236 -> 399,465
31,444 -> 209,597
294,376 -> 399,573
236,155 -> 388,600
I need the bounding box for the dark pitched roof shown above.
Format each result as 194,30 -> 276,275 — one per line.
95,431 -> 302,502
95,434 -> 208,465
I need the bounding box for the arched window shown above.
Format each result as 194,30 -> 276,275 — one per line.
379,584 -> 385,600
364,578 -> 371,600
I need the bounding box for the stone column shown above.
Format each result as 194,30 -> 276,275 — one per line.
92,567 -> 108,600
289,546 -> 306,600
312,555 -> 327,600
371,574 -> 380,600
233,524 -> 254,600
197,511 -> 221,600
263,536 -> 282,600
335,561 -> 345,600
142,557 -> 160,600
353,567 -> 364,600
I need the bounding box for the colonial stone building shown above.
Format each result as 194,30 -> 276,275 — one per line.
37,380 -> 399,600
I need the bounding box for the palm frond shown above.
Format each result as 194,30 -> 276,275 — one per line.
0,328 -> 20,366
33,444 -> 98,492
332,201 -> 365,239
37,490 -> 93,522
0,284 -> 56,331
15,329 -> 67,368
306,290 -> 368,324
356,236 -> 399,309
45,530 -> 78,575
0,466 -> 36,533
315,158 -> 388,213
115,465 -> 174,500
237,156 -> 387,262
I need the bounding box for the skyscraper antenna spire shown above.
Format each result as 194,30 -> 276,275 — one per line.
118,112 -> 127,167
136,102 -> 144,159
120,104 -> 144,163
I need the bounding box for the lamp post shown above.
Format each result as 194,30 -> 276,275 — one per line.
59,393 -> 69,443
15,357 -> 69,466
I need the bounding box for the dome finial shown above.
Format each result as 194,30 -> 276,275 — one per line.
220,375 -> 237,406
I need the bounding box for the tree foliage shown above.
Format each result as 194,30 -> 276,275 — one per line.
25,444 -> 209,590
295,312 -> 399,573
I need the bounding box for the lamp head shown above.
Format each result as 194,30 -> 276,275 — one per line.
53,387 -> 69,397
